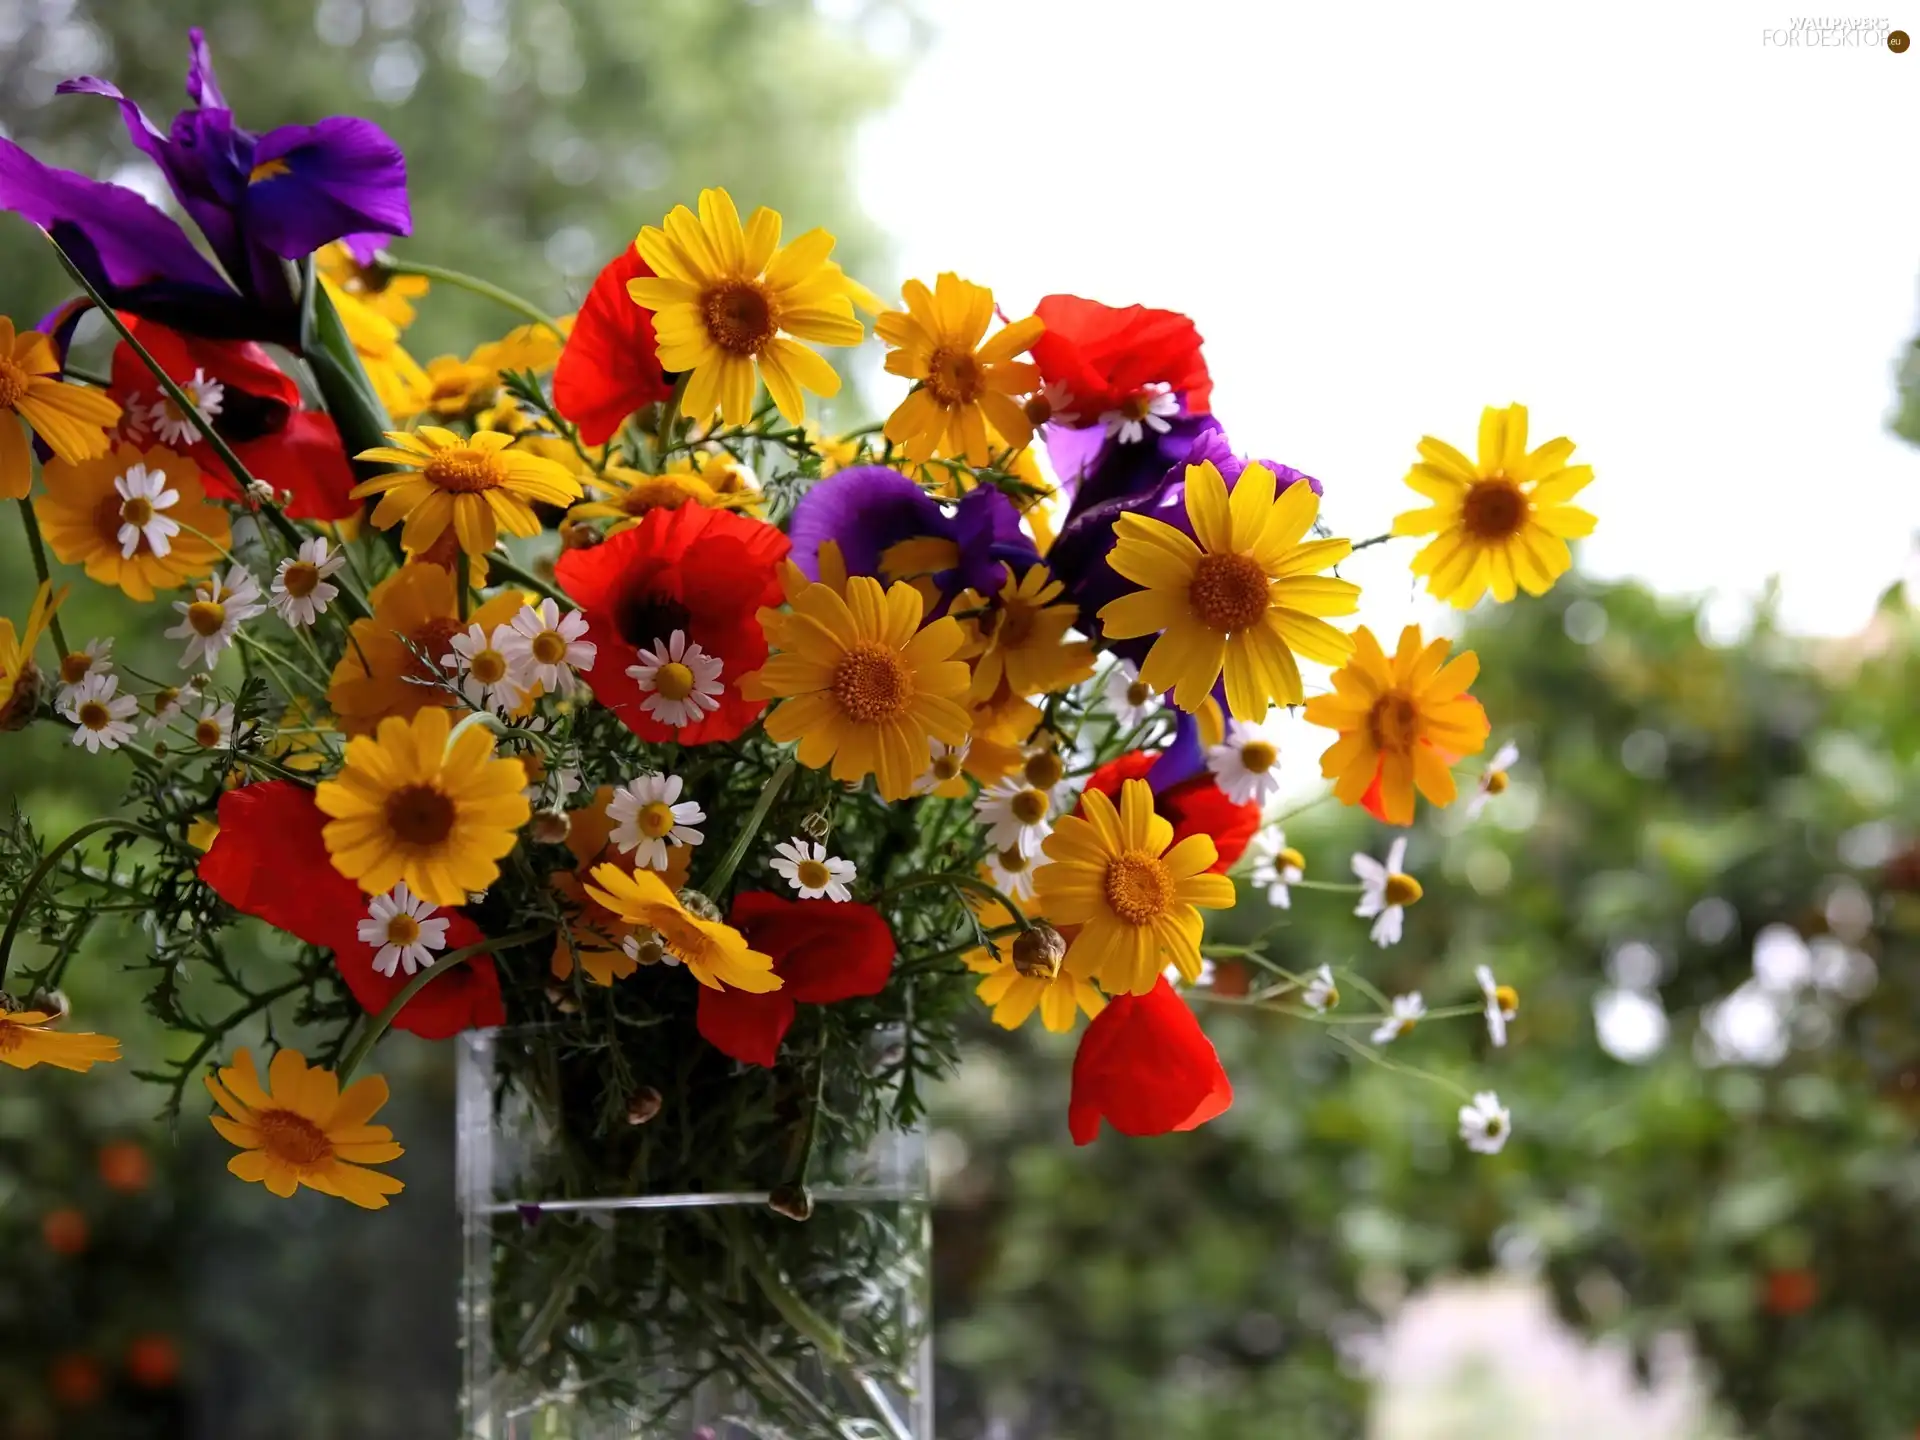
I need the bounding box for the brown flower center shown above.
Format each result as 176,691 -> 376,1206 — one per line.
384,783 -> 457,848
530,631 -> 569,666
194,718 -> 223,747
1240,740 -> 1278,774
59,652 -> 93,685
1104,850 -> 1174,925
1023,750 -> 1064,789
1120,393 -> 1154,421
93,494 -> 152,555
1023,393 -> 1053,426
637,800 -> 678,839
701,280 -> 776,356
1125,679 -> 1153,707
1462,477 -> 1527,539
653,661 -> 696,700
78,701 -> 112,731
0,358 -> 29,411
1367,693 -> 1421,754
422,447 -> 505,494
832,643 -> 913,723
996,846 -> 1032,874
408,619 -> 466,679
386,914 -> 422,946
281,561 -> 320,598
1187,552 -> 1271,632
120,495 -> 154,529
1009,787 -> 1050,826
1383,873 -> 1423,907
931,751 -> 965,782
186,601 -> 227,638
795,858 -> 832,889
924,347 -> 985,407
469,649 -> 508,685
254,1108 -> 335,1169
1486,770 -> 1510,795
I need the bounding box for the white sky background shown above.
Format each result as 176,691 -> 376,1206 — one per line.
853,0 -> 1920,643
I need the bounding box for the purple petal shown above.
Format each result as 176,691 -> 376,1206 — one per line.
787,466 -> 951,583
1055,407 -> 1224,524
186,26 -> 228,111
246,118 -> 411,259
949,485 -> 1040,599
1147,709 -> 1208,791
340,231 -> 390,266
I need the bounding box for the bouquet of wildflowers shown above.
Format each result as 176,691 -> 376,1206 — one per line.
0,27 -> 1596,1430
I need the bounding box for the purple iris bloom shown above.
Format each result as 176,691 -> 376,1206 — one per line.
1049,405 -> 1225,525
787,466 -> 1041,612
1049,426 -> 1323,663
0,27 -> 409,348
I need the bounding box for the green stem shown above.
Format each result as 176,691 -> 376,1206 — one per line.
652,370 -> 692,469
0,820 -> 171,989
336,926 -> 548,1080
1289,878 -> 1364,893
379,259 -> 565,338
1349,532 -> 1395,553
486,551 -> 567,606
456,550 -> 472,622
701,760 -> 795,895
14,499 -> 69,657
873,871 -> 1031,930
897,921 -> 1022,973
1328,1027 -> 1474,1102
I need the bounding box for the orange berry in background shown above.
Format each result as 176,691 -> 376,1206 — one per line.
1763,1267 -> 1819,1316
49,1353 -> 103,1409
41,1207 -> 88,1256
98,1140 -> 154,1193
126,1333 -> 181,1389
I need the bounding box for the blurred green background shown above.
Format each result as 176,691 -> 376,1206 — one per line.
2,3 -> 1917,1438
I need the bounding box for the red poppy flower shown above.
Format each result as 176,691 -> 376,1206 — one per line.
108,316 -> 357,520
1083,750 -> 1258,872
555,502 -> 789,744
1031,294 -> 1213,422
198,780 -> 504,1039
553,247 -> 673,445
697,892 -> 896,1067
1068,977 -> 1232,1144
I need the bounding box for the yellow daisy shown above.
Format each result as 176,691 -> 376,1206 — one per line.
319,275 -> 431,420
1098,460 -> 1359,719
0,1006 -> 120,1072
352,427 -> 582,559
955,564 -> 1095,701
314,703 -> 531,905
1301,624 -> 1490,826
0,580 -> 62,729
1393,404 -> 1597,607
0,316 -> 121,499
205,1048 -> 404,1209
628,188 -> 865,426
473,316 -> 571,376
317,242 -> 429,330
548,786 -> 692,986
326,564 -> 522,734
965,898 -> 1105,1033
742,575 -> 971,802
419,354 -> 500,417
35,444 -> 230,602
878,274 -> 1043,465
1033,778 -> 1235,996
583,864 -> 783,994
569,453 -> 761,534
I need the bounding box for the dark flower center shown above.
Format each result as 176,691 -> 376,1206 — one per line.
1188,552 -> 1271,632
925,347 -> 984,407
614,590 -> 692,651
701,280 -> 776,356
255,1109 -> 334,1168
385,784 -> 456,848
1367,692 -> 1421,753
1462,478 -> 1527,539
0,359 -> 28,411
832,644 -> 913,722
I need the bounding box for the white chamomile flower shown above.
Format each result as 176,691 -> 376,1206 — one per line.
913,737 -> 971,795
1302,964 -> 1339,1013
623,931 -> 682,966
1371,991 -> 1426,1045
501,599 -> 596,696
1476,963 -> 1519,1047
770,838 -> 857,902
270,537 -> 345,627
1207,716 -> 1285,806
1353,836 -> 1421,947
444,622 -> 525,713
55,640 -> 114,704
356,883 -> 450,978
1037,380 -> 1079,425
1103,659 -> 1159,728
60,673 -> 138,753
984,844 -> 1039,903
1164,956 -> 1218,988
145,685 -> 186,732
1099,381 -> 1178,445
1466,741 -> 1520,820
607,773 -> 706,871
975,777 -> 1055,858
1248,829 -> 1305,908
167,565 -> 264,670
627,629 -> 724,729
190,699 -> 235,750
145,368 -> 224,447
1458,1091 -> 1512,1155
111,462 -> 182,559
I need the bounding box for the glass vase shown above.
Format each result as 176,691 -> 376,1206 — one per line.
457,1024 -> 932,1438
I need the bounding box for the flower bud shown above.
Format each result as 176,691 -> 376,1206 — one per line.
799,810 -> 833,844
188,673 -> 211,691
1011,921 -> 1067,981
1023,393 -> 1053,426
625,1087 -> 663,1125
151,740 -> 169,758
28,988 -> 69,1021
558,519 -> 600,551
528,809 -> 571,846
544,983 -> 581,1014
767,1183 -> 814,1222
676,888 -> 722,922
246,479 -> 277,505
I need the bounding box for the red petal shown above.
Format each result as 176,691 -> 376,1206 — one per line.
696,988 -> 797,1068
1360,766 -> 1390,824
728,891 -> 895,1004
1082,750 -> 1255,872
232,411 -> 359,521
1032,294 -> 1212,418
554,248 -> 672,445
1067,978 -> 1232,1145
199,781 -> 503,1039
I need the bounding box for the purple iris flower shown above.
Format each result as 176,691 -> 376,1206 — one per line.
0,27 -> 409,348
1049,426 -> 1322,663
1049,405 -> 1225,526
787,466 -> 1041,613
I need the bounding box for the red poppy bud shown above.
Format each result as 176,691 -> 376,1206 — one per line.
1067,977 -> 1232,1145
